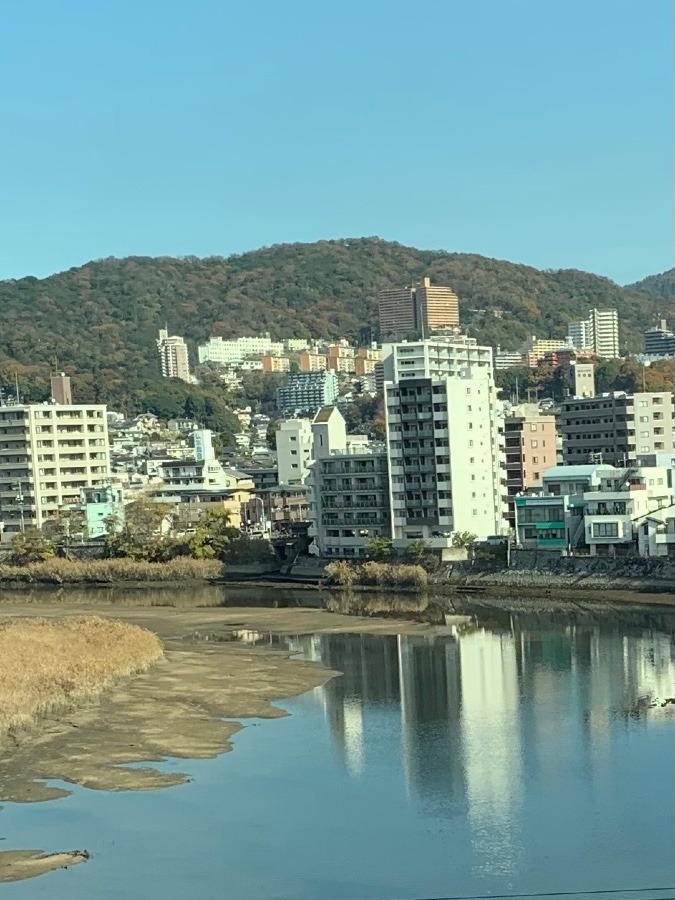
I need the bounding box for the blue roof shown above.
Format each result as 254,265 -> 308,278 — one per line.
543,465 -> 615,478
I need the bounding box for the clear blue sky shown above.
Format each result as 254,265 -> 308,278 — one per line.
1,0 -> 672,283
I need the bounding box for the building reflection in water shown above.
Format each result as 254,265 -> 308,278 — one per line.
297,616 -> 674,876
233,617 -> 674,875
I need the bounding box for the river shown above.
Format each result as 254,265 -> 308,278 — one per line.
1,588 -> 674,900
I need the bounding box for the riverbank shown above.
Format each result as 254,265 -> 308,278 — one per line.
0,558 -> 223,585
0,599 -> 435,883
0,615 -> 163,733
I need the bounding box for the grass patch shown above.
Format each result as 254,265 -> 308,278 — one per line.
0,558 -> 223,585
0,616 -> 163,734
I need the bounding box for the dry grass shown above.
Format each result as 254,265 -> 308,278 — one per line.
0,558 -> 223,585
0,616 -> 163,733
325,560 -> 429,590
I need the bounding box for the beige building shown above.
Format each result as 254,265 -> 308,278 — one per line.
298,352 -> 328,372
416,276 -> 459,333
522,336 -> 570,367
504,409 -> 558,526
262,354 -> 291,373
157,328 -> 191,382
0,402 -> 110,541
378,277 -> 460,339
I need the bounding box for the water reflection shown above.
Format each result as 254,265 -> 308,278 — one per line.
238,616 -> 675,879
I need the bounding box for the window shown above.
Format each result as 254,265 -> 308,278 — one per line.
532,456 -> 538,464
638,400 -> 649,407
531,440 -> 538,448
593,522 -> 618,538
530,423 -> 537,432
639,416 -> 649,423
640,431 -> 650,438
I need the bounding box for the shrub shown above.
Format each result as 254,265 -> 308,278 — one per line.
325,561 -> 358,586
324,560 -> 428,591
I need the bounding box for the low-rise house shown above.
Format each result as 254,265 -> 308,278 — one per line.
515,463 -> 674,556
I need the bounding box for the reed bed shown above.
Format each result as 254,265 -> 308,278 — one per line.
0,616 -> 163,733
0,558 -> 223,585
325,561 -> 429,590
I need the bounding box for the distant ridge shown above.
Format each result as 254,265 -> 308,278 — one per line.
0,238 -> 669,406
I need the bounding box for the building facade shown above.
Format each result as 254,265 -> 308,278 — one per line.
378,285 -> 417,340
0,402 -> 110,540
567,309 -> 619,358
157,329 -> 191,381
644,320 -> 675,357
308,452 -> 391,558
558,391 -> 674,466
504,410 -> 557,526
276,371 -> 339,416
275,418 -> 314,486
383,339 -> 506,554
515,463 -> 673,556
416,277 -> 460,333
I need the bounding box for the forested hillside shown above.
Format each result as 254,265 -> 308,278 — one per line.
627,268 -> 675,303
0,238 -> 669,417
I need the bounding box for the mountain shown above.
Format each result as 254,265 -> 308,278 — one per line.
0,238 -> 669,413
626,268 -> 675,305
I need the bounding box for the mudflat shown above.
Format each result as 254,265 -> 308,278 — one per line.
0,596 -> 433,883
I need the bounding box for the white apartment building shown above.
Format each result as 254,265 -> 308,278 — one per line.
0,402 -> 110,541
589,308 -> 619,358
157,329 -> 191,382
383,338 -> 507,555
567,319 -> 592,351
567,309 -> 619,358
197,335 -> 284,366
276,418 -> 314,486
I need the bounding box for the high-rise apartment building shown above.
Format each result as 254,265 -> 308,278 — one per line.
567,320 -> 592,351
383,338 -> 507,554
567,309 -> 619,358
504,409 -> 557,526
308,452 -> 391,558
0,402 -> 110,540
557,391 -> 674,466
378,286 -> 417,339
644,320 -> 675,357
416,277 -> 460,333
378,277 -> 460,339
157,329 -> 191,382
588,308 -> 619,358
276,371 -> 339,416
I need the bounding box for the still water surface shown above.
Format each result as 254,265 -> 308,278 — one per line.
2,596 -> 675,900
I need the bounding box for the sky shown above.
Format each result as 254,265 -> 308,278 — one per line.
0,0 -> 672,284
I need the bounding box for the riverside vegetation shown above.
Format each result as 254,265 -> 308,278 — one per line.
0,616 -> 162,734
0,501 -> 277,585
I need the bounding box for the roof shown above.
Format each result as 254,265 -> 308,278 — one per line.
312,406 -> 336,424
543,465 -> 616,478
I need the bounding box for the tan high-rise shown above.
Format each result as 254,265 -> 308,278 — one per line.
416,276 -> 459,333
378,277 -> 459,339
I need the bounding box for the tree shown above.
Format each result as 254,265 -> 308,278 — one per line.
11,529 -> 55,564
42,508 -> 87,546
366,536 -> 393,560
125,499 -> 172,537
405,539 -> 430,561
187,508 -> 235,559
451,531 -> 477,549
